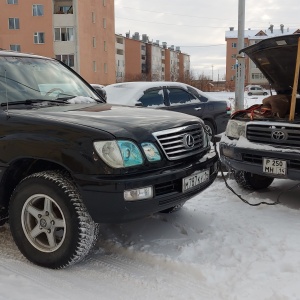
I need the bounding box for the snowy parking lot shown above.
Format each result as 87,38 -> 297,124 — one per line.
2,92 -> 300,300
1,175 -> 300,300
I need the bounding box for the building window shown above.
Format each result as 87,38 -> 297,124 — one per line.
57,6 -> 73,14
103,0 -> 106,6
92,12 -> 95,23
92,37 -> 96,48
231,54 -> 236,58
55,54 -> 74,67
10,44 -> 21,51
93,61 -> 97,72
34,32 -> 45,44
103,18 -> 106,29
116,49 -> 124,55
104,63 -> 107,74
54,27 -> 74,41
232,42 -> 237,48
8,18 -> 19,29
116,37 -> 123,44
33,4 -> 44,16
141,45 -> 146,51
251,73 -> 265,80
104,41 -> 107,51
7,0 -> 18,4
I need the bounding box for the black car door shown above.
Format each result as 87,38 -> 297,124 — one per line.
163,87 -> 209,119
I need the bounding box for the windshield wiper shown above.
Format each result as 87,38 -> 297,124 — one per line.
0,99 -> 70,106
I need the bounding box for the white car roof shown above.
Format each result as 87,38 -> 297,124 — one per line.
103,81 -> 216,105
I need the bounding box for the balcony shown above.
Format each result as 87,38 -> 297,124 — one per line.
54,0 -> 73,14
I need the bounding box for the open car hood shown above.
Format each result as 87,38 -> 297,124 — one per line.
240,33 -> 300,94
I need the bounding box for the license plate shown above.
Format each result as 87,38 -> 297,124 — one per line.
263,158 -> 287,175
182,170 -> 209,192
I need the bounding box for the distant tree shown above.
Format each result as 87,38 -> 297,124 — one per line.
189,73 -> 212,92
124,73 -> 148,82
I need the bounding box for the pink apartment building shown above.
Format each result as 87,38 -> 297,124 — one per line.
0,0 -> 116,85
225,25 -> 300,90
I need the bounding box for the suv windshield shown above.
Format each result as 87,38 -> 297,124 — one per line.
0,56 -> 101,105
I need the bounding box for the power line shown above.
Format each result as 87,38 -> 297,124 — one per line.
116,17 -> 230,29
118,6 -> 237,22
117,6 -> 300,27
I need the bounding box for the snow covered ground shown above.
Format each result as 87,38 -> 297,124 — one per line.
2,92 -> 300,300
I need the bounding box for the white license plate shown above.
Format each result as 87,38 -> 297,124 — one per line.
183,170 -> 210,192
263,158 -> 287,175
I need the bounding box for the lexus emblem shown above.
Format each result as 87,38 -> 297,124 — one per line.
183,134 -> 195,149
271,130 -> 286,141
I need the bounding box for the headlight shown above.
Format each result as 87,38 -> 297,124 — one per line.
93,140 -> 143,168
225,120 -> 246,139
141,142 -> 161,162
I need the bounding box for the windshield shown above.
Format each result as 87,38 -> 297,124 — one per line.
0,56 -> 101,105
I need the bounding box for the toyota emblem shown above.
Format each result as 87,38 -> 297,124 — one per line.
183,134 -> 195,149
271,130 -> 286,141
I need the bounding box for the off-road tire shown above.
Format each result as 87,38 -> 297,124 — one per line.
234,170 -> 274,190
9,170 -> 99,269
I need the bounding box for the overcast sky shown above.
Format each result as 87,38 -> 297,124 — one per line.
114,0 -> 299,80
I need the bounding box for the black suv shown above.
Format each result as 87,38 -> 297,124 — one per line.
0,51 -> 218,268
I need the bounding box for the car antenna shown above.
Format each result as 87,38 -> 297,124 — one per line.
4,69 -> 10,118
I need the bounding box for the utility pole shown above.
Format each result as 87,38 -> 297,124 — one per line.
211,65 -> 214,81
234,0 -> 246,111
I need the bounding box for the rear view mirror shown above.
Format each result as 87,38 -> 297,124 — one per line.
93,87 -> 107,102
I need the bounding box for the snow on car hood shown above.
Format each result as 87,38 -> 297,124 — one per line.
241,33 -> 300,94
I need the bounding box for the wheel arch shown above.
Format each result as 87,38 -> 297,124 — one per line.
202,118 -> 217,132
0,158 -> 71,211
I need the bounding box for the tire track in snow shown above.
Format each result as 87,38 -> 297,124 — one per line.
89,242 -> 220,299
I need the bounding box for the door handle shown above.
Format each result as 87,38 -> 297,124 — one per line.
194,107 -> 202,111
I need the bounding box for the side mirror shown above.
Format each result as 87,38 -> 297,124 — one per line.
93,87 -> 107,102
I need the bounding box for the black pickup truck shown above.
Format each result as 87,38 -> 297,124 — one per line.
220,34 -> 300,190
0,51 -> 218,268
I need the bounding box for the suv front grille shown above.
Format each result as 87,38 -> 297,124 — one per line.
247,122 -> 300,147
153,124 -> 204,160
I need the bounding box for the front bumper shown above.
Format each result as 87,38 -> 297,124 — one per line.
74,151 -> 218,223
219,140 -> 300,181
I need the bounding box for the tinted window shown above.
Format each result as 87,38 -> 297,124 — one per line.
138,89 -> 164,107
168,88 -> 198,105
187,87 -> 208,102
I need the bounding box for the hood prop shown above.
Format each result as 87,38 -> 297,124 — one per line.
289,37 -> 300,121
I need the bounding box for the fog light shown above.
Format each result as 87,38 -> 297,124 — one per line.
221,147 -> 235,159
221,148 -> 242,160
124,186 -> 153,201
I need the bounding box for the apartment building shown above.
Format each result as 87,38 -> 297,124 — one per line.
115,34 -> 125,82
123,32 -> 148,81
0,0 -> 116,85
225,25 -> 300,90
120,32 -> 190,82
